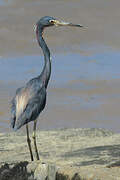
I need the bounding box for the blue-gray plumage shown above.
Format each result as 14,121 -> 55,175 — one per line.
10,16 -> 85,161
11,79 -> 46,130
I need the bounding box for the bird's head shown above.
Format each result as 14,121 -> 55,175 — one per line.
35,16 -> 86,31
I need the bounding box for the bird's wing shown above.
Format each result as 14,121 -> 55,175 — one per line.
14,86 -> 46,130
10,87 -> 23,128
15,87 -> 33,120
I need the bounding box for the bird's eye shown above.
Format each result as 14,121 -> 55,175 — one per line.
49,20 -> 54,24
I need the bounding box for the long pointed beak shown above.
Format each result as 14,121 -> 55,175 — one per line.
54,20 -> 87,29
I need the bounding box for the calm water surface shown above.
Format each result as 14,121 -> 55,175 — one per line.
0,50 -> 120,133
1,51 -> 120,84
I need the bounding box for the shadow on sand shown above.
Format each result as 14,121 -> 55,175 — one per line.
62,144 -> 120,166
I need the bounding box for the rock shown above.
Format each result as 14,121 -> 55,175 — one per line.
47,163 -> 57,180
34,163 -> 57,180
0,162 -> 57,180
0,161 -> 34,180
34,163 -> 48,180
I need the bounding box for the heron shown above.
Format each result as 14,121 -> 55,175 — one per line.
10,16 -> 85,161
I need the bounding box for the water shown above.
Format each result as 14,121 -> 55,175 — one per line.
0,0 -> 10,6
1,51 -> 120,84
0,0 -> 5,5
0,50 -> 120,133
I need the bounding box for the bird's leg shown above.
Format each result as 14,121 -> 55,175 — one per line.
32,119 -> 40,160
26,124 -> 34,161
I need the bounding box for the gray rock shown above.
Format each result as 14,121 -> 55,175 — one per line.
34,163 -> 56,180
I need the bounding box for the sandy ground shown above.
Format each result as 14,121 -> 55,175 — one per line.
0,128 -> 120,179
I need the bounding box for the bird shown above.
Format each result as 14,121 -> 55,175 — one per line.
10,16 -> 85,161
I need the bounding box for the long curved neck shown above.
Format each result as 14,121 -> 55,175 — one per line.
36,25 -> 51,88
